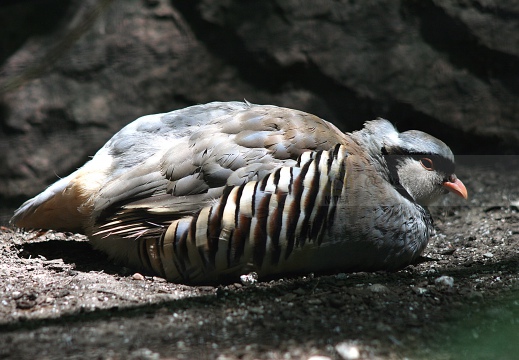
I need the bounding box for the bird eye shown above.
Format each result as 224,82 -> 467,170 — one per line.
420,158 -> 434,170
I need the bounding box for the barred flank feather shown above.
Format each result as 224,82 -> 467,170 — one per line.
135,144 -> 348,283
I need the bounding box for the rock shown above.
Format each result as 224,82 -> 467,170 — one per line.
1,0 -> 518,219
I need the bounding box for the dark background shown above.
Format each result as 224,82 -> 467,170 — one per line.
1,0 -> 518,220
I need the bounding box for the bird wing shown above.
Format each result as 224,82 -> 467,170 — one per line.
12,101 -> 348,234
91,102 -> 348,230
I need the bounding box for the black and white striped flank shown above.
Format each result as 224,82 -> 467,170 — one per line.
126,144 -> 349,283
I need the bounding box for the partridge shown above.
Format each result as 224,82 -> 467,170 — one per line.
11,101 -> 467,284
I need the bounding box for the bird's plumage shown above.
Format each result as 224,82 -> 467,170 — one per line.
11,101 -> 467,284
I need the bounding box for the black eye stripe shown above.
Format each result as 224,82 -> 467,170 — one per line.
411,154 -> 455,174
383,146 -> 455,174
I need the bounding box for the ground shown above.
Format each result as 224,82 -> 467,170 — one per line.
0,157 -> 518,360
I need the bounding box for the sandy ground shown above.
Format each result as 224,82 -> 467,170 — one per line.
0,156 -> 518,360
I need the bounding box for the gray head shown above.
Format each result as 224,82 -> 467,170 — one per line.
358,119 -> 467,206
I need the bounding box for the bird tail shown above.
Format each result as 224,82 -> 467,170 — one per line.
10,170 -> 93,234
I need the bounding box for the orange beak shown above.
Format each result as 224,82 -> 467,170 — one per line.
443,177 -> 468,199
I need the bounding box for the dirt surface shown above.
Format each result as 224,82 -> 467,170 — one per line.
1,156 -> 518,360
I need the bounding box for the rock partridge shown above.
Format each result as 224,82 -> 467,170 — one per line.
11,101 -> 467,284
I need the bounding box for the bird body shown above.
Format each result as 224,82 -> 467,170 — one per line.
11,101 -> 467,284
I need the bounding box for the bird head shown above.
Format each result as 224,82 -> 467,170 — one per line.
360,119 -> 468,207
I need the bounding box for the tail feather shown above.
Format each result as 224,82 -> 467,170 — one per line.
11,171 -> 91,233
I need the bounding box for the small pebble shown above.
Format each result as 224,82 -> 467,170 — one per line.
435,275 -> 454,287
308,356 -> 332,360
483,252 -> 494,258
248,306 -> 264,314
335,342 -> 360,360
412,287 -> 428,295
198,286 -> 216,292
16,299 -> 36,309
132,273 -> 145,281
368,283 -> 389,293
129,348 -> 160,360
216,355 -> 236,360
239,272 -> 258,286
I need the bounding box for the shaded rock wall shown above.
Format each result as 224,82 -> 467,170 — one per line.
1,0 -> 518,210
